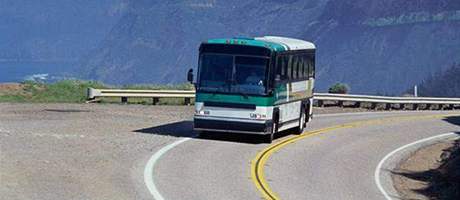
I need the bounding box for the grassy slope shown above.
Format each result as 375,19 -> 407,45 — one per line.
0,80 -> 193,104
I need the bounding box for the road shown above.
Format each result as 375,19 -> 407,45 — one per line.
0,103 -> 459,200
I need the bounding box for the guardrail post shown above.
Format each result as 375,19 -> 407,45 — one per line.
121,97 -> 128,104
384,103 -> 392,110
436,104 -> 442,110
370,103 -> 377,110
425,104 -> 432,110
152,97 -> 159,105
354,102 -> 361,108
412,104 -> 419,110
184,97 -> 191,106
438,104 -> 442,110
317,100 -> 324,107
399,103 -> 405,110
439,104 -> 448,110
337,101 -> 344,107
447,104 -> 454,110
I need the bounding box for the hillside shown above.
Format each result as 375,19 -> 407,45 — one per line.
417,63 -> 460,97
79,0 -> 328,85
79,0 -> 460,94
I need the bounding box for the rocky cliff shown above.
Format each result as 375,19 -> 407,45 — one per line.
417,63 -> 460,97
81,0 -> 460,94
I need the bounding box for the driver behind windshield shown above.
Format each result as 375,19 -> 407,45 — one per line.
245,71 -> 264,86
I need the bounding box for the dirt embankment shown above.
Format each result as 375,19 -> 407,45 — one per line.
393,139 -> 460,200
0,83 -> 23,93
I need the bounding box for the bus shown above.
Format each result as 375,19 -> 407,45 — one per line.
187,36 -> 315,143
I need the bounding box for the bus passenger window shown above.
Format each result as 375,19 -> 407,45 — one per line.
287,55 -> 292,80
295,55 -> 300,79
308,56 -> 315,78
276,56 -> 282,80
279,55 -> 287,81
283,55 -> 289,80
302,55 -> 308,78
297,55 -> 302,79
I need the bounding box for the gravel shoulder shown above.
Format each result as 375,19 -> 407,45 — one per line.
392,136 -> 460,200
392,142 -> 454,200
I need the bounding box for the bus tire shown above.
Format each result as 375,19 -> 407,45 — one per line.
306,101 -> 313,123
264,122 -> 277,143
294,107 -> 306,135
265,132 -> 274,143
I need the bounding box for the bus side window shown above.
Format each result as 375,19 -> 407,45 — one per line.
276,55 -> 288,83
296,55 -> 301,80
302,54 -> 308,78
298,55 -> 304,79
297,55 -> 303,80
276,56 -> 282,81
287,54 -> 293,80
283,55 -> 288,81
308,55 -> 315,78
293,55 -> 296,80
312,56 -> 316,78
291,55 -> 297,80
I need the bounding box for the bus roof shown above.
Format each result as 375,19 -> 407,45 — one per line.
205,36 -> 315,52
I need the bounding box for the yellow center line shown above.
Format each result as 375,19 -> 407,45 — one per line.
250,113 -> 460,200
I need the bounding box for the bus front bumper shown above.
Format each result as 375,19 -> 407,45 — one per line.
193,116 -> 273,135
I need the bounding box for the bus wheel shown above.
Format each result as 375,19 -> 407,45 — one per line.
265,132 -> 274,143
295,109 -> 306,135
264,122 -> 276,143
306,102 -> 313,123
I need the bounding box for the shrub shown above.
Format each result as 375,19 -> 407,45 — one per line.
328,83 -> 350,94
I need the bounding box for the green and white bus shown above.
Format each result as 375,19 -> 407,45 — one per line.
187,36 -> 315,142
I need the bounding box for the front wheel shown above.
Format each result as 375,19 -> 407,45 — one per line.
264,122 -> 277,143
264,132 -> 274,143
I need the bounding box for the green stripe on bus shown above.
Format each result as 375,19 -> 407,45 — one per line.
206,39 -> 286,52
196,93 -> 276,106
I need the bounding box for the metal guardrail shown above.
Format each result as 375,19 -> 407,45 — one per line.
87,88 -> 195,104
87,88 -> 460,109
314,93 -> 460,110
314,93 -> 460,104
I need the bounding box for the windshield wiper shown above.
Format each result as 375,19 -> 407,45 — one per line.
227,79 -> 249,99
206,82 -> 230,96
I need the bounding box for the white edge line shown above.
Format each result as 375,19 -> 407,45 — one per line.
374,132 -> 458,200
144,137 -> 193,200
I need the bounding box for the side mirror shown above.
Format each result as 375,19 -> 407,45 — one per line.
187,68 -> 194,83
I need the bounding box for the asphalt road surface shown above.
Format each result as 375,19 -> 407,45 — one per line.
1,103 -> 459,200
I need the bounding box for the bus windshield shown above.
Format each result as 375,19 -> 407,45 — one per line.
198,54 -> 268,95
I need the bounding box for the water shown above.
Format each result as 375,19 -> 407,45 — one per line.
0,61 -> 78,83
